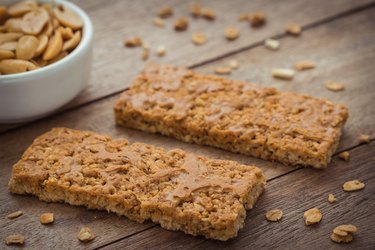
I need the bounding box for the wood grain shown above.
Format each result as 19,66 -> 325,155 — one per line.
0,0 -> 373,132
101,142 -> 375,250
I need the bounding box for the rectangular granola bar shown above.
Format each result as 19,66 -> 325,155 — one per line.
114,64 -> 349,168
8,128 -> 265,241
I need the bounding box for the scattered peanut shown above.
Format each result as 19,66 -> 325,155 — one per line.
192,32 -> 207,45
359,134 -> 370,144
331,224 -> 357,243
200,8 -> 216,20
157,6 -> 173,18
174,17 -> 189,31
249,11 -> 266,27
141,44 -> 149,61
286,23 -> 302,36
124,37 -> 143,47
338,151 -> 350,161
325,80 -> 345,91
229,60 -> 239,69
238,13 -> 249,21
294,60 -> 316,71
152,18 -> 165,28
191,3 -> 201,17
4,234 -> 25,245
303,207 -> 322,225
224,27 -> 239,41
78,226 -> 96,242
7,210 -> 23,219
265,209 -> 283,222
214,67 -> 231,75
156,45 -> 166,57
343,180 -> 365,192
264,38 -> 280,50
39,213 -> 54,224
272,68 -> 295,80
328,193 -> 336,203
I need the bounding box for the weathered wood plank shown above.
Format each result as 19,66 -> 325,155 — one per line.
0,0 -> 373,132
101,142 -> 375,250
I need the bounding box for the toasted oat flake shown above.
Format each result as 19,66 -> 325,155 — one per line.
359,134 -> 370,144
304,207 -> 322,225
214,67 -> 231,75
249,11 -> 266,27
294,60 -> 316,71
4,234 -> 25,245
124,37 -> 142,47
343,180 -> 365,192
78,226 -> 95,242
286,23 -> 302,36
200,8 -> 216,20
7,210 -> 23,219
156,45 -> 166,57
264,38 -> 280,50
157,6 -> 173,18
224,27 -> 239,40
338,151 -> 350,161
325,80 -> 345,91
272,68 -> 295,80
174,17 -> 189,31
191,3 -> 201,17
152,18 -> 165,28
229,60 -> 239,69
265,209 -> 283,222
331,232 -> 353,243
328,193 -> 336,203
192,32 -> 207,45
40,213 -> 54,224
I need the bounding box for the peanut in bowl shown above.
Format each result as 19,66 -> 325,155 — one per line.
0,0 -> 93,123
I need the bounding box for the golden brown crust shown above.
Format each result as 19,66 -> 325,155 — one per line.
8,127 -> 265,241
114,64 -> 349,168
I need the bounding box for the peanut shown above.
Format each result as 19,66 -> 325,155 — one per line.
43,29 -> 63,60
21,8 -> 49,35
54,5 -> 83,30
5,18 -> 23,32
47,50 -> 67,65
0,49 -> 15,59
16,35 -> 38,59
34,34 -> 48,57
7,0 -> 37,17
0,59 -> 36,74
62,30 -> 81,51
0,32 -> 23,45
0,41 -> 18,51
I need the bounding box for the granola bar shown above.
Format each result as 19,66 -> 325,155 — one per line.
8,128 -> 265,241
114,64 -> 348,168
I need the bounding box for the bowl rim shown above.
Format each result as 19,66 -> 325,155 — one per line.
0,0 -> 94,82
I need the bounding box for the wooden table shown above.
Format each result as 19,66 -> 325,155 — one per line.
1,0 -> 375,249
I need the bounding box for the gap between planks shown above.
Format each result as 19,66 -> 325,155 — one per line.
92,139 -> 375,250
0,1 -> 375,136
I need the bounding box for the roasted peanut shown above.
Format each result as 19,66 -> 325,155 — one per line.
0,41 -> 17,51
62,30 -> 80,51
34,34 -> 48,57
0,32 -> 23,45
54,5 -> 83,30
0,59 -> 36,74
43,29 -> 63,60
21,8 -> 49,35
7,0 -> 37,17
58,26 -> 74,40
47,50 -> 67,65
5,18 -> 23,32
0,49 -> 15,59
16,35 -> 38,59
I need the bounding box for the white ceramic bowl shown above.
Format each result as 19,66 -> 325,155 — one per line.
0,0 -> 94,123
